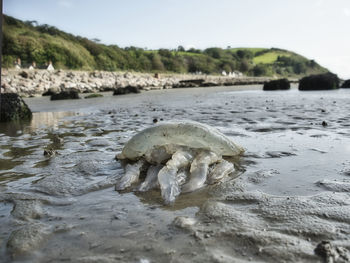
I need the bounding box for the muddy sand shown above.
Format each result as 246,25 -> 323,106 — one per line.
0,85 -> 349,262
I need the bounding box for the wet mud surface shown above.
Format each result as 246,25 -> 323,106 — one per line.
0,85 -> 350,262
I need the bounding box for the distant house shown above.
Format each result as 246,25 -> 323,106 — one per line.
47,61 -> 54,71
28,62 -> 36,70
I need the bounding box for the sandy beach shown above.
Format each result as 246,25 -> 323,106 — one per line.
0,85 -> 349,262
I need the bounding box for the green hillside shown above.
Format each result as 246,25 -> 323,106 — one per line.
2,15 -> 328,77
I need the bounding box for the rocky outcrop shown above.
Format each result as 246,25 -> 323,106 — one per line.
341,79 -> 350,88
263,78 -> 290,90
50,90 -> 80,100
299,73 -> 339,90
113,85 -> 140,95
0,93 -> 32,122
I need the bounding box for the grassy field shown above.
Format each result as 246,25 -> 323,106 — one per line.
253,51 -> 291,64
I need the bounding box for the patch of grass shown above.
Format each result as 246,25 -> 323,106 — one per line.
84,93 -> 103,99
253,51 -> 291,64
229,47 -> 267,55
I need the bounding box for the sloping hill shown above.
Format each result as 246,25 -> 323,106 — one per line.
2,15 -> 328,77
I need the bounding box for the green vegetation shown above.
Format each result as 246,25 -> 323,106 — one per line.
84,93 -> 103,99
2,15 -> 328,77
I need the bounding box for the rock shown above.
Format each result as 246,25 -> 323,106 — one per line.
314,241 -> 350,263
42,87 -> 60,96
19,71 -> 29,79
43,149 -> 56,157
299,73 -> 340,90
0,93 -> 32,122
341,79 -> 350,88
175,79 -> 205,88
113,85 -> 140,95
263,78 -> 290,90
50,90 -> 80,100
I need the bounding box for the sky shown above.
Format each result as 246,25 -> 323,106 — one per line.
3,0 -> 350,78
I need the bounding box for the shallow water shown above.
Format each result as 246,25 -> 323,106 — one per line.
0,85 -> 350,262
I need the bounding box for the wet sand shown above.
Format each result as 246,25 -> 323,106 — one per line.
0,85 -> 350,262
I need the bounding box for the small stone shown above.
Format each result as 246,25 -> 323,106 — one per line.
322,121 -> 328,127
44,149 -> 56,157
153,118 -> 158,123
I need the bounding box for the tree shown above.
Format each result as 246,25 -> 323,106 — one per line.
177,45 -> 185,52
151,53 -> 164,71
239,59 -> 251,72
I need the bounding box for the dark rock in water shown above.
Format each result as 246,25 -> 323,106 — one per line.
43,149 -> 56,157
0,93 -> 32,122
42,88 -> 59,96
50,90 -> 80,100
322,121 -> 328,127
263,78 -> 290,90
341,79 -> 350,88
100,86 -> 115,92
113,85 -> 140,95
174,79 -> 205,88
299,73 -> 339,90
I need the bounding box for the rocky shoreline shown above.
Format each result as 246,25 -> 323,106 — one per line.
1,69 -> 283,97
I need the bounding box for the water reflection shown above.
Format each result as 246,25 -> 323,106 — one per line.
0,111 -> 76,136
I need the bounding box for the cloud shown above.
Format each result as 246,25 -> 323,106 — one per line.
58,0 -> 73,8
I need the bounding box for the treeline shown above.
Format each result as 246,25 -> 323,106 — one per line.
2,15 -> 328,76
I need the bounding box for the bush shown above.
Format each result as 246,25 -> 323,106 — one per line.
263,79 -> 290,90
299,73 -> 339,90
253,64 -> 268,76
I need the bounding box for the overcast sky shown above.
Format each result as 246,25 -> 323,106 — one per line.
4,0 -> 350,78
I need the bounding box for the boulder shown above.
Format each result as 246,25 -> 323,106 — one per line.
0,93 -> 32,122
113,85 -> 140,95
19,71 -> 29,79
263,78 -> 290,90
341,79 -> 350,88
42,87 -> 60,96
50,90 -> 80,100
299,73 -> 339,90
